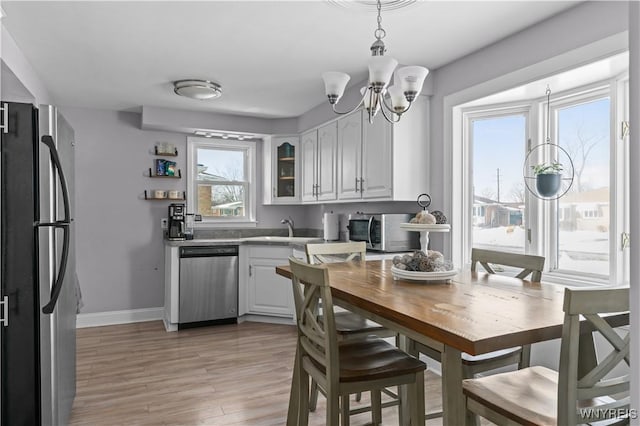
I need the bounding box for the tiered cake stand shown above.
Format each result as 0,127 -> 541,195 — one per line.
400,223 -> 451,253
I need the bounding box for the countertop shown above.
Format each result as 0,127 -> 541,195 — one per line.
164,236 -> 324,249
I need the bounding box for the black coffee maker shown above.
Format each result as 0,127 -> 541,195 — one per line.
167,203 -> 186,241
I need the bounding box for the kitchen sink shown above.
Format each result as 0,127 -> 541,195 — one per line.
242,236 -> 319,243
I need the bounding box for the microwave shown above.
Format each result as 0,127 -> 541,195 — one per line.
347,213 -> 419,252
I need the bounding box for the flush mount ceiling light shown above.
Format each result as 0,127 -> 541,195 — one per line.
174,79 -> 222,100
322,0 -> 428,124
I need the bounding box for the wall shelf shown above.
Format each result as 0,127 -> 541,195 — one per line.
154,146 -> 178,156
144,190 -> 186,201
147,168 -> 182,178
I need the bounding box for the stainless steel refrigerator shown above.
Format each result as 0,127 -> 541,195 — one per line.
1,102 -> 77,425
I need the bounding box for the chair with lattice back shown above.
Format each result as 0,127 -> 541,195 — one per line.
288,256 -> 426,426
462,286 -> 630,425
305,242 -> 399,413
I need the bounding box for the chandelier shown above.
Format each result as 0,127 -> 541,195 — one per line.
321,0 -> 429,124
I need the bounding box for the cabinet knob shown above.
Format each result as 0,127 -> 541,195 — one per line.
360,178 -> 365,193
355,177 -> 359,192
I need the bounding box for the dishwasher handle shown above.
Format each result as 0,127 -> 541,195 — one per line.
179,246 -> 239,258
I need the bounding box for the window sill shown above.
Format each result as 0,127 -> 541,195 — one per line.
541,271 -> 618,288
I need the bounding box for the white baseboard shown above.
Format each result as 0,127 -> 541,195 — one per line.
76,307 -> 164,328
239,314 -> 295,326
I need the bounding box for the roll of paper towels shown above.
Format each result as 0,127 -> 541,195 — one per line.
323,212 -> 339,241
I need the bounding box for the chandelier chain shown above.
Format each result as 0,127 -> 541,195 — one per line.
374,0 -> 386,40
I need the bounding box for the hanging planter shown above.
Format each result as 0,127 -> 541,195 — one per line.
523,86 -> 575,200
532,162 -> 563,197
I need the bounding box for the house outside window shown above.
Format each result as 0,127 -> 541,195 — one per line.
186,137 -> 257,227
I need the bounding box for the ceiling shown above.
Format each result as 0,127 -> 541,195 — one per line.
2,1 -> 582,119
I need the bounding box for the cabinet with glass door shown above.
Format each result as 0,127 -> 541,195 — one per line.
266,136 -> 300,204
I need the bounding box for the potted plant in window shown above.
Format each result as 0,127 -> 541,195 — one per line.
531,161 -> 563,197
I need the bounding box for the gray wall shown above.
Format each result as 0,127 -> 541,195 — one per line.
62,108 -> 186,313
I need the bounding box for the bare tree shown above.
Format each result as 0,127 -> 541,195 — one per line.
562,122 -> 605,193
480,187 -> 496,201
211,163 -> 244,205
508,182 -> 525,203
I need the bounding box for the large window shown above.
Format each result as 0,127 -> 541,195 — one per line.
461,79 -> 629,285
470,111 -> 528,254
554,96 -> 610,276
186,137 -> 256,225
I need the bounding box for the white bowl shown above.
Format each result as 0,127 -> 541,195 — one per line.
390,265 -> 458,282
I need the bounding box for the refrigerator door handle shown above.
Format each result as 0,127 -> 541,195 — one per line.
40,135 -> 71,222
40,222 -> 69,314
39,135 -> 72,314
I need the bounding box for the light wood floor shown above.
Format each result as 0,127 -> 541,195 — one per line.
70,320 -> 445,425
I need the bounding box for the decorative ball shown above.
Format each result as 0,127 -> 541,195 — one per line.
418,213 -> 436,224
431,210 -> 447,224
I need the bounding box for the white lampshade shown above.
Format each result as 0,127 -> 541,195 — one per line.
396,66 -> 429,95
368,56 -> 398,87
387,85 -> 409,110
322,72 -> 351,99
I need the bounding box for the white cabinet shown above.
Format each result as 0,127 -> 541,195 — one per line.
262,135 -> 300,204
336,96 -> 429,202
301,123 -> 337,203
337,112 -> 363,200
337,111 -> 393,200
301,130 -> 318,202
240,245 -> 294,318
362,111 -> 393,198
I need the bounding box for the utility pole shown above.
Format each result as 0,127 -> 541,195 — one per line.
496,168 -> 501,203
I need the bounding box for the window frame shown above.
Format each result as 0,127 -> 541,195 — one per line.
459,77 -> 629,286
461,102 -> 534,258
186,136 -> 257,227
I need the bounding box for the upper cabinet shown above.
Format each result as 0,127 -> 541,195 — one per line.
300,130 -> 317,202
301,123 -> 337,203
337,110 -> 393,200
262,135 -> 300,204
337,96 -> 429,201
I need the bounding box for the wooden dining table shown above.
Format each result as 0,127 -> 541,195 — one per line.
275,259 -> 627,425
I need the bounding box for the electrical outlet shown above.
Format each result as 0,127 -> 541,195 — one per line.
160,218 -> 168,230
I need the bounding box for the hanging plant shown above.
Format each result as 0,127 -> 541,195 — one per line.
532,161 -> 563,197
523,86 -> 575,200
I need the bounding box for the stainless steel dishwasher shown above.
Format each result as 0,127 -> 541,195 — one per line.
179,245 -> 238,326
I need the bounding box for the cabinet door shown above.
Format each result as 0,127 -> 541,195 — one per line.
362,115 -> 393,199
337,112 -> 363,200
271,136 -> 299,203
247,258 -> 294,317
300,130 -> 318,202
317,122 -> 337,201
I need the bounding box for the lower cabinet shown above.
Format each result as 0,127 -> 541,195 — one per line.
239,245 -> 294,319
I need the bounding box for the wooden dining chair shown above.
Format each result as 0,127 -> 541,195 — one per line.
471,248 -> 545,282
288,257 -> 426,426
411,248 -> 545,419
463,286 -> 630,426
305,242 -> 398,412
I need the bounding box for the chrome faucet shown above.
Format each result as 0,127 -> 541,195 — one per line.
281,217 -> 294,237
